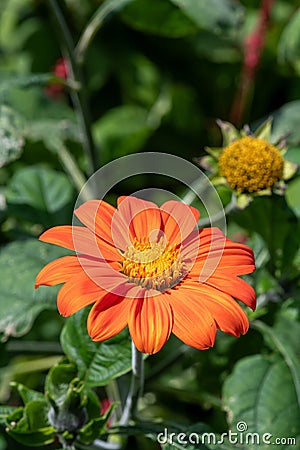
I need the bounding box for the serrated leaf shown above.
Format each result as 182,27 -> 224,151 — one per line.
0,240 -> 68,339
170,0 -> 244,35
61,309 -> 132,387
0,105 -> 24,167
121,0 -> 198,37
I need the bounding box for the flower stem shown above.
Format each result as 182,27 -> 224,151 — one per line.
119,341 -> 144,425
47,0 -> 98,176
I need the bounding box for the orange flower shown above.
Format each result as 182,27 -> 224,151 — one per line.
35,196 -> 256,354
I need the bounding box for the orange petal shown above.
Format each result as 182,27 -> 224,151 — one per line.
74,200 -> 129,250
87,285 -> 138,341
40,226 -> 121,261
117,196 -> 162,242
35,255 -> 82,288
160,201 -> 199,245
39,225 -> 75,249
167,287 -> 216,350
180,281 -> 249,336
205,273 -> 256,310
184,228 -> 255,277
128,291 -> 173,354
57,273 -> 105,316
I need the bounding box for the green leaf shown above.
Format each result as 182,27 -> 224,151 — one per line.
278,7 -> 300,74
6,165 -> 73,212
6,165 -> 74,226
223,354 -> 300,449
286,176 -> 300,217
45,359 -> 78,406
0,405 -> 16,425
121,0 -> 198,37
254,315 -> 300,410
232,195 -> 299,274
170,0 -> 244,35
0,105 -> 25,167
0,239 -> 67,339
79,404 -> 114,444
271,100 -> 300,145
6,400 -> 55,446
61,309 -> 132,387
92,105 -> 153,164
10,382 -> 45,404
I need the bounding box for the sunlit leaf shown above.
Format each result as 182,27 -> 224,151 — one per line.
61,309 -> 132,387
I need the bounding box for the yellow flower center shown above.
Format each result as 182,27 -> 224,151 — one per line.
121,237 -> 185,291
218,136 -> 284,193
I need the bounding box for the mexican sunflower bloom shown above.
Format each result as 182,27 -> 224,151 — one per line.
35,196 -> 256,354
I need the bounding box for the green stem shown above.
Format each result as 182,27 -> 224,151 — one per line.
75,0 -> 133,64
59,144 -> 94,201
47,0 -> 98,176
119,341 -> 144,425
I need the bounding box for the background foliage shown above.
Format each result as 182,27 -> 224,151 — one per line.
0,0 -> 300,449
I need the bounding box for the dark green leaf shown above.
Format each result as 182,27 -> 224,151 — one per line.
0,239 -> 67,339
232,195 -> 299,274
0,105 -> 24,167
121,0 -> 198,37
61,309 -> 132,387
